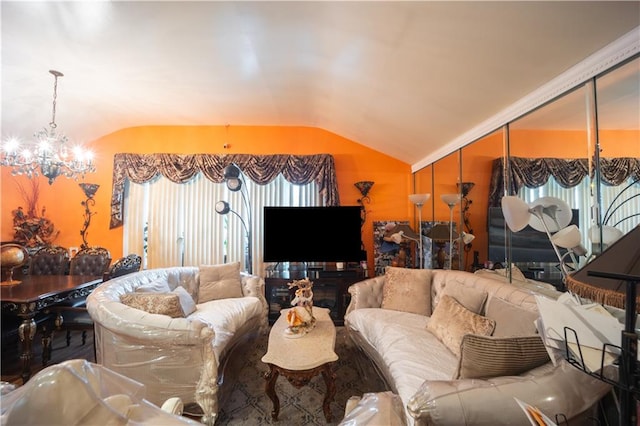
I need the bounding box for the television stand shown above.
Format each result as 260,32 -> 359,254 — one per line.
264,264 -> 365,325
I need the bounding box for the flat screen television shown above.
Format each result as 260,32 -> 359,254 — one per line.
487,207 -> 580,263
263,206 -> 363,263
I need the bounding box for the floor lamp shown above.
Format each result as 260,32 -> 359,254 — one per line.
409,194 -> 431,269
441,194 -> 461,270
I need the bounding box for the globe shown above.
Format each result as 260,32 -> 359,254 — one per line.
1,244 -> 28,285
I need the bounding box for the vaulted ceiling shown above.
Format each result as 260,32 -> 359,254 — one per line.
2,1 -> 639,169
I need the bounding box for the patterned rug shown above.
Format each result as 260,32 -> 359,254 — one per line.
215,326 -> 387,425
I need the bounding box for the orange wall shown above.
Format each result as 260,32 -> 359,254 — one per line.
1,126 -> 411,274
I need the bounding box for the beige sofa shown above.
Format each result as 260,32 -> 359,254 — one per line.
86,264 -> 267,425
344,268 -> 611,425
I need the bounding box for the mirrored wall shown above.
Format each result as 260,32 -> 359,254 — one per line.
413,54 -> 639,289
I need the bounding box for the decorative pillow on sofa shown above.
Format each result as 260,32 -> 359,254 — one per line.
135,279 -> 171,293
426,295 -> 495,357
381,267 -> 432,316
442,282 -> 488,314
172,286 -> 197,316
485,297 -> 539,337
198,262 -> 243,303
120,292 -> 184,318
456,334 -> 550,379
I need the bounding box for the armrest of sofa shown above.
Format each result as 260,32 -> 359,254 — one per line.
240,273 -> 268,322
407,360 -> 611,425
345,276 -> 386,316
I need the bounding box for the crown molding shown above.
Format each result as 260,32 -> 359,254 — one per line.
412,26 -> 640,173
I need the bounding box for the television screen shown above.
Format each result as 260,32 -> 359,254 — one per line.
263,206 -> 363,263
487,207 -> 580,263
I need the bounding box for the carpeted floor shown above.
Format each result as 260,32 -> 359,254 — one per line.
216,326 -> 387,425
2,326 -> 388,425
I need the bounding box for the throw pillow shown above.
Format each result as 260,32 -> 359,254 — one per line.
198,262 -> 243,303
120,292 -> 184,318
442,282 -> 488,314
381,267 -> 432,316
426,295 -> 495,357
135,279 -> 171,293
485,297 -> 539,337
173,286 -> 197,316
456,334 -> 550,379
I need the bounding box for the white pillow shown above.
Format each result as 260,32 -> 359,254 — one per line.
136,279 -> 171,293
172,286 -> 197,316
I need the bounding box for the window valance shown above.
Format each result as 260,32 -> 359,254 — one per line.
109,153 -> 339,228
488,156 -> 640,207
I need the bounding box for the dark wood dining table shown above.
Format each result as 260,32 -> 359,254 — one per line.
1,274 -> 102,383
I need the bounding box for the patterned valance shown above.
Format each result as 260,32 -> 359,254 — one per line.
109,153 -> 340,228
488,156 -> 640,207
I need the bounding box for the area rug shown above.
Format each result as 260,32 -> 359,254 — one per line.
215,326 -> 387,425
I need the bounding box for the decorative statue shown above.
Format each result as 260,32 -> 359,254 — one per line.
284,278 -> 316,338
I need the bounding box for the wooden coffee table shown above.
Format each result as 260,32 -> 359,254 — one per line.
261,307 -> 338,422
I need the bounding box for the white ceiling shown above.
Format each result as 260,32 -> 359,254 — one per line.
2,1 -> 639,168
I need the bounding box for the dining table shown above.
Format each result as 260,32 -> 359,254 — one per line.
1,274 -> 103,383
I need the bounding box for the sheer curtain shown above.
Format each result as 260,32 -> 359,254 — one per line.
123,173 -> 320,274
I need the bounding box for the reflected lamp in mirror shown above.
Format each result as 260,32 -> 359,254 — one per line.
409,193 -> 431,269
426,223 -> 453,269
441,194 -> 461,270
551,224 -> 587,276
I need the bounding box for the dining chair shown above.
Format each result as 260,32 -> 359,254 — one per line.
28,245 -> 70,275
103,253 -> 142,281
69,247 -> 112,276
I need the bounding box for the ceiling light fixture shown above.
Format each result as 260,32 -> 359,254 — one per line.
0,70 -> 95,184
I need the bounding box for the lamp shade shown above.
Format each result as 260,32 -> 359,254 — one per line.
460,232 -> 475,245
215,201 -> 230,215
409,193 -> 431,206
551,224 -> 582,249
527,196 -> 572,233
223,164 -> 241,179
501,196 -> 531,232
441,193 -> 461,206
589,225 -> 624,245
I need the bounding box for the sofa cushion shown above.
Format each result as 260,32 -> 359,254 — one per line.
485,297 -> 539,337
457,334 -> 550,379
120,292 -> 184,318
136,279 -> 171,293
381,267 -> 432,316
426,295 -> 495,357
198,262 -> 243,303
442,282 -> 487,314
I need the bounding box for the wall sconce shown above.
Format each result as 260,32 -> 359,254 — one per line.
457,182 -> 475,268
355,181 -> 374,228
79,183 -> 99,250
216,164 -> 252,273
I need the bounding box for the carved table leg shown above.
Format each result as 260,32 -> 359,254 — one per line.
264,364 -> 280,420
17,318 -> 36,384
321,363 -> 337,422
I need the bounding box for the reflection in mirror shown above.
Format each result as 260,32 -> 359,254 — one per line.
506,84 -> 589,289
431,151 -> 461,270
413,164 -> 434,269
460,128 -> 505,272
593,56 -> 640,254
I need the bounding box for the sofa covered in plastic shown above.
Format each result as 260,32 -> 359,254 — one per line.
86,264 -> 267,425
344,268 -> 611,425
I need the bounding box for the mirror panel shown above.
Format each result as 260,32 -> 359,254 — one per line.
507,84 -> 589,288
594,56 -> 640,251
413,164 -> 434,269
460,128 -> 505,272
431,151 -> 461,269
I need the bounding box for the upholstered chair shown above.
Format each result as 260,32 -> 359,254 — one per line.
28,245 -> 70,275
103,253 -> 142,281
69,247 -> 112,276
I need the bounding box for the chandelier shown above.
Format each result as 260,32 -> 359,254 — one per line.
0,70 -> 95,184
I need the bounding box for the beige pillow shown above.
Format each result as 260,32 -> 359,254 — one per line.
198,262 -> 243,303
381,267 -> 432,316
457,334 -> 550,379
427,295 -> 495,357
442,282 -> 488,314
485,297 -> 539,337
120,292 -> 184,318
